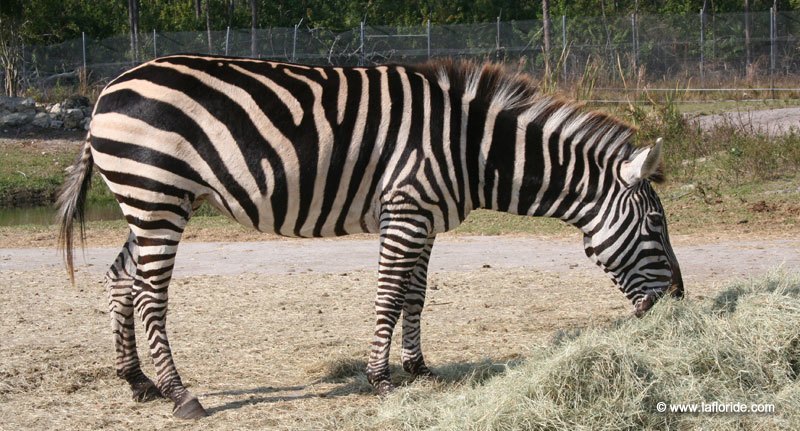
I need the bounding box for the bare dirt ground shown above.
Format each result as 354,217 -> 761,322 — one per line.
1,235 -> 798,430
691,106 -> 800,135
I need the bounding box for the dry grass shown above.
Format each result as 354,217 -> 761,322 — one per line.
349,271 -> 800,430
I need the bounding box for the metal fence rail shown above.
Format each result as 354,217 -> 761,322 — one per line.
17,10 -> 800,94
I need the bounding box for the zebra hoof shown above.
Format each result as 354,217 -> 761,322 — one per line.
173,396 -> 208,419
374,380 -> 396,397
131,378 -> 163,402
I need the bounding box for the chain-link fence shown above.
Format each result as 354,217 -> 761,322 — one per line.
15,9 -> 800,98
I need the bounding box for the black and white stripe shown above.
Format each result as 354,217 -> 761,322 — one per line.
58,56 -> 683,418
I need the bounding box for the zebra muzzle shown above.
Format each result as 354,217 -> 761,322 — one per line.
633,293 -> 658,318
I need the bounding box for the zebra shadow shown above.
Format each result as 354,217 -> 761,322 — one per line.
201,357 -> 525,414
315,356 -> 528,396
202,385 -> 318,414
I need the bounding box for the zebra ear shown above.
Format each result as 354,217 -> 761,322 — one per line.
620,138 -> 663,185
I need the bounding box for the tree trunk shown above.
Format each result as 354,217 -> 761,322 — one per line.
542,0 -> 551,75
0,7 -> 23,97
250,0 -> 258,57
128,0 -> 140,63
195,0 -> 202,20
0,38 -> 21,97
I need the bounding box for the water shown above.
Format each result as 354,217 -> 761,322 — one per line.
0,201 -> 123,226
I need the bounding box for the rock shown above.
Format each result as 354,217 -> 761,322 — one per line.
49,119 -> 64,129
0,111 -> 35,127
80,117 -> 91,130
0,97 -> 13,112
63,108 -> 84,129
0,96 -> 36,113
31,112 -> 50,128
19,97 -> 35,110
62,95 -> 90,109
48,103 -> 62,115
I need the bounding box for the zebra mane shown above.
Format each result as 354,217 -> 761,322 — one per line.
414,59 -> 660,180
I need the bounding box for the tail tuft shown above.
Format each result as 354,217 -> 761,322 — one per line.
56,133 -> 94,285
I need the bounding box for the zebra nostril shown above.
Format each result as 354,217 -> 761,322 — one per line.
633,294 -> 655,318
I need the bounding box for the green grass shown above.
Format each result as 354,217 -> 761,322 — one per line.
343,271 -> 800,430
0,144 -> 114,207
0,145 -> 73,206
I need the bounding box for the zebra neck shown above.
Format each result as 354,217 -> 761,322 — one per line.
474,109 -> 614,232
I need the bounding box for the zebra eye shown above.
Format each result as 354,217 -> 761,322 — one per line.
647,212 -> 664,226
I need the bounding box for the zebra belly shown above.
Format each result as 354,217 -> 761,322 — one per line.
244,188 -> 382,238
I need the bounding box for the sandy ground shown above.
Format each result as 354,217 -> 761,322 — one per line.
1,235 -> 798,430
2,236 -> 798,283
691,106 -> 800,135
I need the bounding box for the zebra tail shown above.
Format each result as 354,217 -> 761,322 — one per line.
56,132 -> 94,285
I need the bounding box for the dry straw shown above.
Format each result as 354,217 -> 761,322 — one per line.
350,270 -> 800,430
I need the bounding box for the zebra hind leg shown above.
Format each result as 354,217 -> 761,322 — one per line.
366,215 -> 430,395
401,236 -> 437,380
128,209 -> 208,419
105,231 -> 163,402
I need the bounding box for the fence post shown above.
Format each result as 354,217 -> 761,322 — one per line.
292,22 -> 298,62
359,21 -> 365,66
496,16 -> 500,52
770,7 -> 776,75
561,15 -> 567,82
153,29 -> 157,58
427,19 -> 431,59
225,26 -> 230,55
630,13 -> 637,73
699,7 -> 705,83
81,32 -> 87,70
770,6 -> 776,98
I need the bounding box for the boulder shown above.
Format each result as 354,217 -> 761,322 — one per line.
0,96 -> 36,113
49,119 -> 64,129
18,97 -> 35,110
63,108 -> 84,129
48,103 -> 62,115
0,111 -> 35,127
62,95 -> 90,109
31,112 -> 51,128
80,117 -> 91,130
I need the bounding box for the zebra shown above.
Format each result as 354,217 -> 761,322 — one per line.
57,55 -> 683,419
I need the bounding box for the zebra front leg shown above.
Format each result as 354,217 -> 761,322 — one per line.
401,236 -> 436,380
366,215 -> 430,395
131,227 -> 207,419
105,231 -> 163,402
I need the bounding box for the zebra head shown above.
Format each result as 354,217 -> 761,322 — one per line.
582,138 -> 684,317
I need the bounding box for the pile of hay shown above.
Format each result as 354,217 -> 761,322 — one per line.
363,272 -> 800,430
